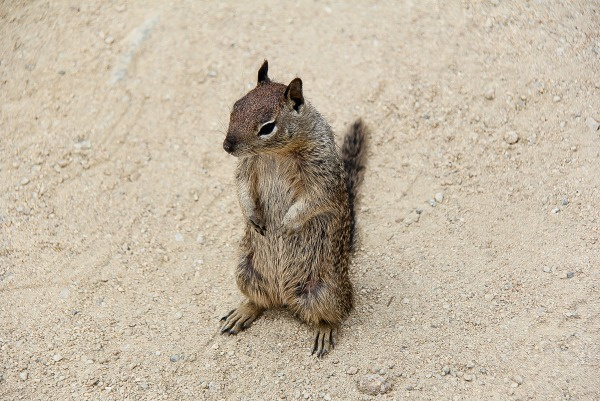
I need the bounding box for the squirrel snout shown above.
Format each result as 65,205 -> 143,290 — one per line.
223,137 -> 237,154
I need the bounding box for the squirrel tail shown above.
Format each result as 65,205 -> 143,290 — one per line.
341,118 -> 369,252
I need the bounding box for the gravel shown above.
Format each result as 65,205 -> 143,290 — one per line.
504,131 -> 519,144
356,374 -> 392,395
434,192 -> 444,203
586,117 -> 599,131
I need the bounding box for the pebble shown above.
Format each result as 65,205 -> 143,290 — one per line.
57,159 -> 70,168
464,374 -> 474,381
512,375 -> 524,385
104,36 -> 114,44
356,374 -> 391,395
174,311 -> 183,319
174,233 -> 184,242
466,361 -> 475,369
53,354 -> 63,362
20,178 -> 30,186
196,234 -> 205,244
553,95 -> 561,103
170,354 -> 180,362
60,288 -> 70,299
561,197 -> 569,206
566,272 -> 575,279
434,192 -> 444,203
543,266 -> 551,273
586,117 -> 599,131
404,211 -> 420,226
441,366 -> 450,375
74,140 -> 92,151
551,207 -> 560,214
484,87 -> 495,100
346,366 -> 358,375
19,372 -> 28,381
504,131 -> 519,145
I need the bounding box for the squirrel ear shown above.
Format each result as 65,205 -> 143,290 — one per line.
285,78 -> 304,112
257,60 -> 270,84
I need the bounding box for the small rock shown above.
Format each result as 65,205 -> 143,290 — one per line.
484,87 -> 495,100
404,211 -> 420,226
543,266 -> 551,273
174,311 -> 183,319
512,375 -> 524,385
504,131 -> 519,144
356,374 -> 391,395
553,95 -> 561,103
57,159 -> 70,168
566,272 -> 575,279
86,377 -> 99,386
586,117 -> 600,131
60,288 -> 70,299
174,233 -> 184,242
346,366 -> 358,375
104,36 -> 114,44
551,207 -> 560,214
74,140 -> 92,151
19,372 -> 28,381
139,382 -> 149,390
170,354 -> 180,362
53,354 -> 63,362
561,197 -> 569,206
196,234 -> 205,244
434,192 -> 444,203
466,361 -> 475,369
208,70 -> 218,78
464,374 -> 474,381
20,178 -> 30,186
441,366 -> 450,375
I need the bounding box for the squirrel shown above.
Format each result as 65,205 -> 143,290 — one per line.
220,60 -> 368,357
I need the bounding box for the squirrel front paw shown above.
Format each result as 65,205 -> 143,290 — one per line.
249,215 -> 266,236
279,219 -> 302,236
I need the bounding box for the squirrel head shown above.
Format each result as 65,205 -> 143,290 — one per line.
223,60 -> 306,157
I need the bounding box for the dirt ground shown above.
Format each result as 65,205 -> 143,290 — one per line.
1,1 -> 599,400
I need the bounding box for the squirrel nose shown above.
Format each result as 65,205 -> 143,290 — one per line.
223,137 -> 236,153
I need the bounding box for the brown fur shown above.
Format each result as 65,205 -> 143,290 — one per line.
220,60 -> 368,357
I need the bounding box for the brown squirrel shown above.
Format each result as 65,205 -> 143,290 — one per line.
220,60 -> 368,357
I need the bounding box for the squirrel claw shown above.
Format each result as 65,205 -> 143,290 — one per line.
311,325 -> 335,358
220,302 -> 263,336
249,216 -> 266,236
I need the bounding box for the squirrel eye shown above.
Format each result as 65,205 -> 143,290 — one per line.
258,121 -> 276,137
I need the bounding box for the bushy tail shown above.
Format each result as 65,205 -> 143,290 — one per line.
341,118 -> 368,252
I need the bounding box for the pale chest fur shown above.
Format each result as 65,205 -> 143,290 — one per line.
252,155 -> 302,226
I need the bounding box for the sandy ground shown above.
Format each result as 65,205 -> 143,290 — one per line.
1,1 -> 600,400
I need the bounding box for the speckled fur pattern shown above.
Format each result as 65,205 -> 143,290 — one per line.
221,61 -> 368,357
